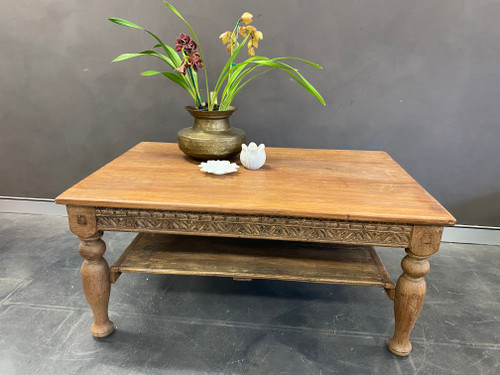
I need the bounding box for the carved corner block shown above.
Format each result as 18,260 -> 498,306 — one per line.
409,225 -> 444,256
67,206 -> 98,239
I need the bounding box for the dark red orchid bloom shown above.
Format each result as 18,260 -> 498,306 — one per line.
189,53 -> 203,72
175,33 -> 191,52
184,40 -> 197,55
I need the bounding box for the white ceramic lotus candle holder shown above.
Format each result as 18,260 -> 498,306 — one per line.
240,142 -> 266,170
198,160 -> 239,175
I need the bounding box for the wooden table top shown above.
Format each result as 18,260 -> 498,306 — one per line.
55,142 -> 455,225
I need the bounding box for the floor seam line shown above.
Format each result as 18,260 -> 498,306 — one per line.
0,280 -> 33,306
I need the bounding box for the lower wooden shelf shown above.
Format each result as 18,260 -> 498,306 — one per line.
110,233 -> 395,298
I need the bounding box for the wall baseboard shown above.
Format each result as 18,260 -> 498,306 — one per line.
441,225 -> 500,246
0,196 -> 67,216
0,196 -> 498,246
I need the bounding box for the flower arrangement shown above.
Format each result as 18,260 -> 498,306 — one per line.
109,2 -> 325,111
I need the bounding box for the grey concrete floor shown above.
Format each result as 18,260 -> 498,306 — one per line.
0,213 -> 499,374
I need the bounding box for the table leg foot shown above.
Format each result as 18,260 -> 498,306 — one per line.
91,322 -> 116,338
388,338 -> 412,357
78,231 -> 115,338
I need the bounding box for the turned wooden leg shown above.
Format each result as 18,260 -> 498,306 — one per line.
388,249 -> 429,355
388,225 -> 443,356
78,232 -> 115,337
66,206 -> 115,338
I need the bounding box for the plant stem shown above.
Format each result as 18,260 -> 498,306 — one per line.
183,50 -> 202,108
227,22 -> 240,88
218,21 -> 241,110
188,67 -> 202,109
184,29 -> 209,109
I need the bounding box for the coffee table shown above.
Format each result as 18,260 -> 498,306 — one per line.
55,142 -> 455,356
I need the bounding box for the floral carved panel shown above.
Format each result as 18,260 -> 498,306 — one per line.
95,208 -> 412,247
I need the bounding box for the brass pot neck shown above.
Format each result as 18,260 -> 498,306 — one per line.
186,107 -> 236,132
186,106 -> 236,132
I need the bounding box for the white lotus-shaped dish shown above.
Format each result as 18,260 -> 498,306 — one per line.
240,142 -> 266,170
198,160 -> 239,175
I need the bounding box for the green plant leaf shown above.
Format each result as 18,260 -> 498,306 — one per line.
220,67 -> 276,110
220,58 -> 277,105
223,59 -> 325,106
108,18 -> 144,30
148,50 -> 176,69
112,53 -> 145,62
223,63 -> 262,100
108,17 -> 181,68
214,36 -> 249,95
140,70 -> 161,76
286,70 -> 325,105
269,56 -> 323,69
225,56 -> 265,89
164,44 -> 182,66
140,70 -> 191,94
220,66 -> 260,108
111,50 -> 176,70
144,31 -> 181,68
220,58 -> 277,108
161,72 -> 191,91
163,2 -> 187,24
151,42 -> 181,67
244,59 -> 325,105
272,60 -> 325,105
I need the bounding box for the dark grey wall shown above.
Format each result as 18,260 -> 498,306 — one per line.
1,0 -> 499,225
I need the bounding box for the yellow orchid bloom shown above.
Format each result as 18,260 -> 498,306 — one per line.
248,46 -> 255,57
240,12 -> 253,25
245,25 -> 256,32
253,30 -> 263,41
226,41 -> 239,54
238,26 -> 247,38
219,31 -> 231,45
247,39 -> 259,49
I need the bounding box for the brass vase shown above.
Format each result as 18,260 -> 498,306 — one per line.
177,106 -> 246,160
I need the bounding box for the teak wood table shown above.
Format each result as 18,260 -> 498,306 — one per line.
56,142 -> 456,356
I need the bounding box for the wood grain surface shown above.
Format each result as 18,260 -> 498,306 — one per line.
110,233 -> 396,290
56,142 -> 455,225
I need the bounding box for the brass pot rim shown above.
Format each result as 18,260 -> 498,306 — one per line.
185,105 -> 237,118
